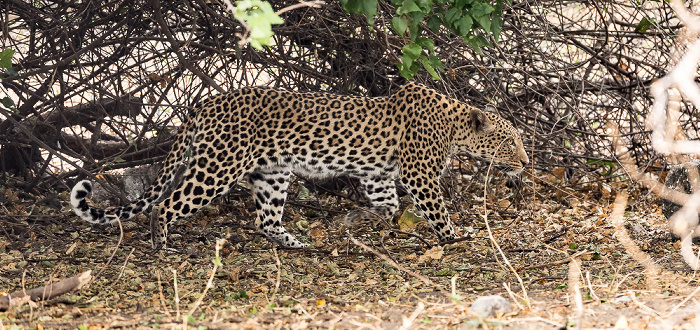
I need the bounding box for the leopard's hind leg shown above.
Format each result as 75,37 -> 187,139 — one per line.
344,177 -> 399,228
150,142 -> 251,249
249,168 -> 308,248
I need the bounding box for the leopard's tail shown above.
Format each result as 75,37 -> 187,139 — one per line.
70,114 -> 197,225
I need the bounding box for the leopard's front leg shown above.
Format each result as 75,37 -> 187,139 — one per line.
400,174 -> 458,243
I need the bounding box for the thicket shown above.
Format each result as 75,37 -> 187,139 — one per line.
0,0 -> 690,193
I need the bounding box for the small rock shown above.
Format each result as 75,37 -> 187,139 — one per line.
613,295 -> 631,303
470,295 -> 512,317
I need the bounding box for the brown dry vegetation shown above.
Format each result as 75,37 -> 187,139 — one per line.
2,167 -> 700,329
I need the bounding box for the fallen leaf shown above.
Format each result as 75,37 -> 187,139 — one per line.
418,246 -> 444,263
399,206 -> 424,231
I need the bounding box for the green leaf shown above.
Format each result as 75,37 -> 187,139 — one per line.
435,268 -> 451,276
187,314 -> 196,324
414,0 -> 433,11
463,35 -> 490,53
402,43 -> 423,58
635,17 -> 653,33
341,0 -> 378,23
420,57 -> 440,80
454,15 -> 473,35
426,15 -> 442,33
491,13 -> 503,42
408,12 -> 424,41
445,7 -> 461,25
1,97 -> 15,110
400,54 -> 415,71
0,48 -> 14,69
391,16 -> 409,35
428,54 -> 444,71
397,0 -> 422,14
416,37 -> 435,54
398,57 -> 419,79
470,2 -> 494,17
473,13 -> 491,33
233,1 -> 284,49
456,0 -> 474,9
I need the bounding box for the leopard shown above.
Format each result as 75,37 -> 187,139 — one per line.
70,82 -> 528,249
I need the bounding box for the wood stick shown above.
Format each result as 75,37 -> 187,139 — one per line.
0,270 -> 91,311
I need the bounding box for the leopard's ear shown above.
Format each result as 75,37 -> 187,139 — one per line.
469,108 -> 494,133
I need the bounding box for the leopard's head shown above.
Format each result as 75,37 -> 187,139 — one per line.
453,105 -> 528,174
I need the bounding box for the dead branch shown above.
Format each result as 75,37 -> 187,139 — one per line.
0,270 -> 92,311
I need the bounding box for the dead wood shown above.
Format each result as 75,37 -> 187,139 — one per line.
0,270 -> 92,311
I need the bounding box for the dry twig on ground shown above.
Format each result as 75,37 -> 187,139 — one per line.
0,270 -> 91,311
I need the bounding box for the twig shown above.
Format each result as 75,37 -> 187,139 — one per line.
173,269 -> 180,318
568,257 -> 584,330
275,1 -> 325,15
482,153 -> 530,308
610,192 -> 660,291
398,301 -> 425,330
379,230 -> 400,265
584,271 -> 600,301
115,247 -> 135,283
187,238 -> 226,316
151,0 -> 225,93
270,247 -> 282,302
503,317 -> 564,327
662,284 -> 700,318
0,271 -> 92,311
520,253 -> 592,272
385,229 -> 433,249
156,270 -> 172,317
348,232 -> 449,296
503,282 -> 526,311
93,219 -> 124,281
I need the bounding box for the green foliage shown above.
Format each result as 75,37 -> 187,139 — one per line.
232,0 -> 284,49
340,0 -> 378,23
234,0 -> 506,79
387,0 -> 508,79
333,0 -> 507,79
1,97 -> 15,112
635,17 -> 654,33
586,159 -> 616,176
0,48 -> 14,69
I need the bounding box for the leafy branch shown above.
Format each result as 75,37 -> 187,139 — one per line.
341,0 -> 508,79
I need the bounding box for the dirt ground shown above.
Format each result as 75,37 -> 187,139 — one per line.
2,170 -> 700,329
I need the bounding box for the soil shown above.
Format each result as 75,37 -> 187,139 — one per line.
1,170 -> 699,329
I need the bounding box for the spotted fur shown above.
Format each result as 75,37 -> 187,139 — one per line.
71,82 -> 528,249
